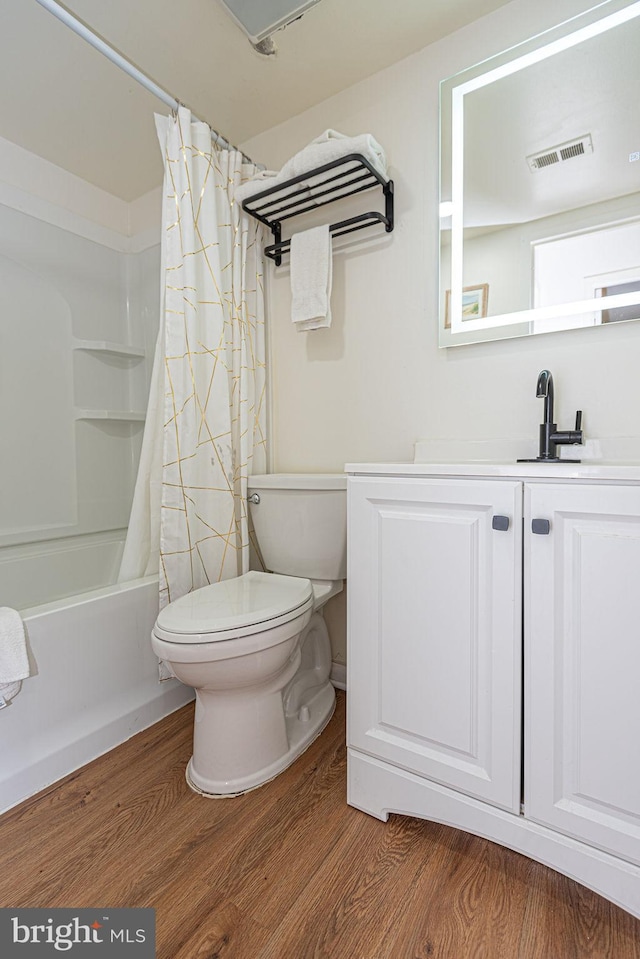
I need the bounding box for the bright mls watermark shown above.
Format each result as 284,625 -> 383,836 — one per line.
0,908 -> 155,956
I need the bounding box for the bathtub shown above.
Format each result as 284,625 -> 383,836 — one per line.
0,538 -> 194,815
1,530 -> 130,611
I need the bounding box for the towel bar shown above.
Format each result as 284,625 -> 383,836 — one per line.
242,153 -> 394,266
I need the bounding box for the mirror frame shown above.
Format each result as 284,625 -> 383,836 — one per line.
440,0 -> 640,344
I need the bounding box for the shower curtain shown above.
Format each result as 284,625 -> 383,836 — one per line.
119,107 -> 267,607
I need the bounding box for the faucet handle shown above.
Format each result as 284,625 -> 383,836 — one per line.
575,410 -> 583,432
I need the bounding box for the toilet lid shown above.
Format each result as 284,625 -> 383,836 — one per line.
155,570 -> 313,638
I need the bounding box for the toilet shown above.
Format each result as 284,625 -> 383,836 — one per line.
151,473 -> 346,797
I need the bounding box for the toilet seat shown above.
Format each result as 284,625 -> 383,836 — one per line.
153,570 -> 313,645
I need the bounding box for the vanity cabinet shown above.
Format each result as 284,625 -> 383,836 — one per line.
347,476 -> 523,811
525,482 -> 640,867
347,466 -> 640,918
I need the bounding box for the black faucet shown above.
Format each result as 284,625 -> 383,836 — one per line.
518,370 -> 584,462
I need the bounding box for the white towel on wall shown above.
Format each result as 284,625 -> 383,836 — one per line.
0,607 -> 30,707
284,129 -> 387,180
234,130 -> 387,205
234,168 -> 280,205
290,225 -> 333,331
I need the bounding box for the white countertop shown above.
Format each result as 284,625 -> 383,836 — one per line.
344,462 -> 640,482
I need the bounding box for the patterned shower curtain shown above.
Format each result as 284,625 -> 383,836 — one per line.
119,107 -> 267,606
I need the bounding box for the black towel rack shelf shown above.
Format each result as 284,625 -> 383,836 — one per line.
241,153 -> 394,266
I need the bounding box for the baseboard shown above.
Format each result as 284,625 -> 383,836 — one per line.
0,683 -> 194,816
330,662 -> 346,690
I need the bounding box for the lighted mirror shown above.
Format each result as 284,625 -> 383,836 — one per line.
439,0 -> 640,346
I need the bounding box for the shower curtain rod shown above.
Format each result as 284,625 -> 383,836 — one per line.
34,0 -> 258,166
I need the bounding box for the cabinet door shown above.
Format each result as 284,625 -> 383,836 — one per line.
526,483 -> 640,865
348,476 -> 522,812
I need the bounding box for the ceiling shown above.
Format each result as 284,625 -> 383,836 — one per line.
0,0 -> 512,201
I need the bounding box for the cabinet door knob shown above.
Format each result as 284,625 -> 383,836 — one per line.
531,518 -> 551,535
492,515 -> 510,531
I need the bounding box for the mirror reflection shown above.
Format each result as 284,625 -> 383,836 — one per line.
440,0 -> 640,346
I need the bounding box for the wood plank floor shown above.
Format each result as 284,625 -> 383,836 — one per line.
1,692 -> 638,958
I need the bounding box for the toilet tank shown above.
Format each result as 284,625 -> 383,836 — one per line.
248,474 -> 346,581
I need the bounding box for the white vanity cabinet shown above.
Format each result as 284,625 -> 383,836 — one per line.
347,475 -> 523,811
525,482 -> 640,866
346,465 -> 640,919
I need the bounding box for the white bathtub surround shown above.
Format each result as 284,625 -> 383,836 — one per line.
0,576 -> 193,814
0,135 -> 187,811
2,531 -> 127,612
0,138 -> 161,621
0,607 -> 30,706
120,107 -> 267,606
117,329 -> 165,584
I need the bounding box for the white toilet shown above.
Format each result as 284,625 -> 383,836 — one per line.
151,473 -> 346,797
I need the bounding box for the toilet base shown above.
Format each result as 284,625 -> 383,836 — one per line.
185,681 -> 336,798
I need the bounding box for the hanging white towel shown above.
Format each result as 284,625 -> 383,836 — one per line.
0,607 -> 29,706
290,225 -> 333,331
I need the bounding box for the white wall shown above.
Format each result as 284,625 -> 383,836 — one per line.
242,0 -> 640,472
241,0 -> 640,662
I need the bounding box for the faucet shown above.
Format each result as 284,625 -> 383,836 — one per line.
518,370 -> 584,462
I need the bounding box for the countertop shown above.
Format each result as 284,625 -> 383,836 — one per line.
344,462 -> 640,482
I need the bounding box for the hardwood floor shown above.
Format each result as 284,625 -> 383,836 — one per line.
1,692 -> 638,958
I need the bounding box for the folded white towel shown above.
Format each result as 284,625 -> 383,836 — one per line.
0,607 -> 29,685
284,130 -> 387,181
290,225 -> 333,331
234,130 -> 387,206
234,170 -> 315,216
234,169 -> 281,206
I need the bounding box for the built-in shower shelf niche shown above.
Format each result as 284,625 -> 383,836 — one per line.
73,340 -> 148,426
75,409 -> 146,422
72,340 -> 145,359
